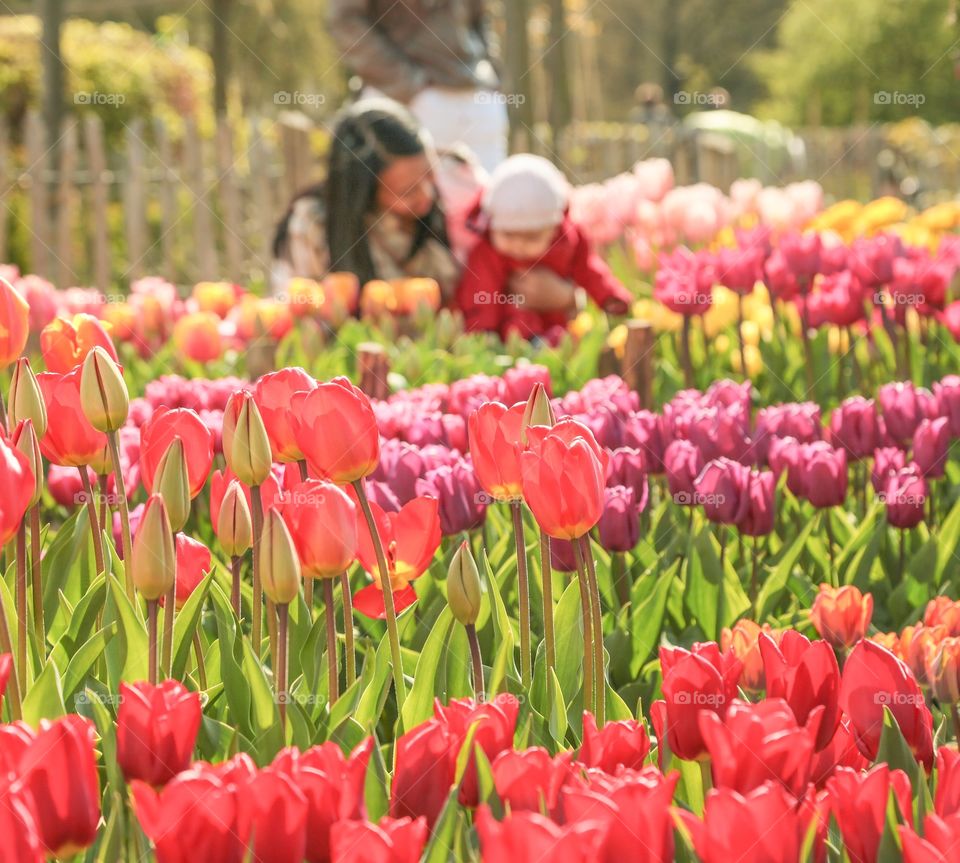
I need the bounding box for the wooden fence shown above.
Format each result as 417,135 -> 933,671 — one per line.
8,112 -> 959,291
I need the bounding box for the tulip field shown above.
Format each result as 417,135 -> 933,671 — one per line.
8,169 -> 960,862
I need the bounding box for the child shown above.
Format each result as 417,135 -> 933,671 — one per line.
457,154 -> 631,341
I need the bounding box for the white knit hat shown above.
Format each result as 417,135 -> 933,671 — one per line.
481,154 -> 570,231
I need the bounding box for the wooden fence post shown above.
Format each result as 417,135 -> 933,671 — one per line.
621,320 -> 656,408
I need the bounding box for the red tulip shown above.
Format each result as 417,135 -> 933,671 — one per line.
0,277 -> 29,368
40,313 -> 117,373
132,769 -> 247,863
173,534 -> 211,607
935,746 -> 960,817
37,369 -> 110,470
490,748 -> 577,818
281,479 -> 357,579
520,428 -> 606,540
0,781 -> 43,863
391,696 -> 519,824
760,630 -> 840,751
18,715 -> 100,858
809,584 -> 872,648
117,680 -> 202,787
0,433 -> 34,546
699,698 -> 818,798
270,739 -> 372,863
238,769 -> 308,863
353,495 -> 441,619
210,466 -> 284,525
840,639 -> 933,770
468,401 -> 526,501
826,764 -> 913,863
140,407 -> 214,498
291,377 -> 380,483
253,367 -> 317,462
475,806 -> 605,862
651,643 -> 742,761
577,711 -> 650,774
331,817 -> 428,863
809,717 -> 870,788
901,813 -> 960,863
561,769 -> 678,862
679,781 -> 820,863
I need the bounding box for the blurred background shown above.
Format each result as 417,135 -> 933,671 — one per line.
8,0 -> 960,287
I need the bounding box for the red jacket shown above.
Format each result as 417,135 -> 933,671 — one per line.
457,212 -> 631,341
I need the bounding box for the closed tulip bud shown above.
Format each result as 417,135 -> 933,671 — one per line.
224,392 -> 272,487
132,495 -> 176,601
260,509 -> 301,605
11,420 -> 42,507
153,438 -> 190,533
217,479 -> 252,557
447,541 -> 482,626
79,346 -> 128,433
521,382 -> 556,442
8,358 -> 47,438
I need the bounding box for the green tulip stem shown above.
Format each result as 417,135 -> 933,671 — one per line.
192,630 -> 207,691
540,531 -> 556,674
230,555 -> 242,619
161,535 -> 177,677
353,479 -> 406,714
341,571 -> 356,687
79,468 -> 105,578
572,539 -> 595,720
510,501 -> 532,688
147,600 -> 158,686
29,506 -> 44,655
108,430 -> 135,600
579,534 -> 605,725
466,622 -> 484,701
15,521 -> 26,690
277,602 -> 289,730
324,577 -> 339,704
251,484 -> 264,656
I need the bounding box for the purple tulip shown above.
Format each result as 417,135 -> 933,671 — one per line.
764,248 -> 801,301
597,485 -> 641,552
694,457 -> 751,524
934,376 -> 960,438
849,233 -> 903,287
883,465 -> 927,529
872,447 -> 907,494
913,417 -> 951,479
415,458 -> 487,535
738,470 -> 776,537
664,439 -> 704,505
501,364 -> 551,406
606,447 -> 648,511
779,230 -> 821,281
550,538 -> 579,572
800,444 -> 848,508
878,382 -> 937,446
623,410 -> 665,473
829,397 -> 878,460
373,439 -> 425,504
752,402 -> 822,464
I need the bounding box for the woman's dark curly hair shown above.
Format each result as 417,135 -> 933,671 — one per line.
325,98 -> 449,286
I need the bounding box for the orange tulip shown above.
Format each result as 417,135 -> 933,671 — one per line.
37,369 -> 110,471
0,278 -> 29,368
252,367 -> 317,462
721,619 -> 778,692
291,377 -> 380,483
40,314 -> 117,373
191,281 -> 242,318
809,584 -> 873,649
520,429 -> 606,541
468,402 -> 526,502
359,279 -> 396,318
926,636 -> 960,703
172,312 -> 223,363
281,479 -> 357,579
139,407 -> 214,499
324,272 -> 360,314
354,495 -> 441,618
